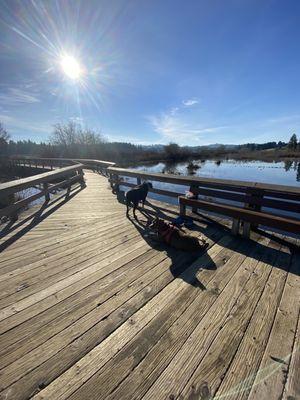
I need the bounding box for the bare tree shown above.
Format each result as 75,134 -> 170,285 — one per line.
51,121 -> 78,147
50,121 -> 105,157
164,142 -> 181,159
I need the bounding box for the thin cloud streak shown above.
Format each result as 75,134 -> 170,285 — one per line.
0,87 -> 40,106
148,110 -> 229,145
0,113 -> 51,137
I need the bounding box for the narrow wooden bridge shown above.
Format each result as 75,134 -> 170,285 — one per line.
0,161 -> 299,400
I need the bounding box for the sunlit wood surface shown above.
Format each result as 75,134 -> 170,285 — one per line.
0,171 -> 299,400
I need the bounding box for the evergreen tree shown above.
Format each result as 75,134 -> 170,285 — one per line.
288,134 -> 298,150
0,122 -> 10,155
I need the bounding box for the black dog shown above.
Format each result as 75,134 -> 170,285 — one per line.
126,182 -> 153,218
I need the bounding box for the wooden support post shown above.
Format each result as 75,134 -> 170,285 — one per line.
242,222 -> 251,238
112,174 -> 120,194
79,169 -> 85,188
231,218 -> 240,235
190,184 -> 198,213
43,183 -> 50,202
179,202 -> 186,216
244,188 -> 264,232
67,177 -> 71,195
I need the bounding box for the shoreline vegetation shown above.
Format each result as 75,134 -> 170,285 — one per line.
1,121 -> 300,168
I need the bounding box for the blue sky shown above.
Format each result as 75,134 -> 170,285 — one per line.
0,0 -> 300,145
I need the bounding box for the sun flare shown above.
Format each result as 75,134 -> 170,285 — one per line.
60,54 -> 82,80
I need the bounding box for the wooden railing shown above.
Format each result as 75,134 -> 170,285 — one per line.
8,157 -> 115,175
107,166 -> 300,236
1,157 -> 300,236
0,164 -> 85,221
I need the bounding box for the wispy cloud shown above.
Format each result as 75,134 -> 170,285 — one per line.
147,97 -> 229,144
263,114 -> 300,125
148,110 -> 228,145
182,98 -> 198,107
0,87 -> 40,106
0,113 -> 51,137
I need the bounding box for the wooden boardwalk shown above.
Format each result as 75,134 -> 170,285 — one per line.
0,171 -> 299,400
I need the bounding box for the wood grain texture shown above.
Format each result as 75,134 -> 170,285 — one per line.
0,171 -> 298,400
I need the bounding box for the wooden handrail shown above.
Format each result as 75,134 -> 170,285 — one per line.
0,164 -> 84,196
3,157 -> 300,236
9,157 -> 115,169
108,165 -> 300,237
0,164 -> 85,220
107,166 -> 300,196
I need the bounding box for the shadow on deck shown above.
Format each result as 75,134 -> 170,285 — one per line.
0,171 -> 299,400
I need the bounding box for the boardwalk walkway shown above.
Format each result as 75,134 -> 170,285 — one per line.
0,171 -> 299,400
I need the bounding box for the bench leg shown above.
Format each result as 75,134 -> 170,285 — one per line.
179,203 -> 186,216
242,222 -> 251,238
231,218 -> 240,235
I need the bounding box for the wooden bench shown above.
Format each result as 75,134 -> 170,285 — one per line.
179,183 -> 300,237
179,196 -> 300,237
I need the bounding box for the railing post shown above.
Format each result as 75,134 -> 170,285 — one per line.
43,183 -> 50,202
78,168 -> 85,188
232,219 -> 240,235
179,200 -> 186,216
137,177 -> 141,186
242,222 -> 251,238
190,184 -> 198,213
244,188 -> 264,233
111,174 -> 120,194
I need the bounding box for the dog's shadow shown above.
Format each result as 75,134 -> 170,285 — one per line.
126,206 -> 216,290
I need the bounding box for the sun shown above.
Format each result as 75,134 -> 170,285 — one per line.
60,54 -> 82,80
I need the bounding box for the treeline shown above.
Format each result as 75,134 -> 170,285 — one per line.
0,121 -> 299,164
239,141 -> 286,151
0,122 -> 165,164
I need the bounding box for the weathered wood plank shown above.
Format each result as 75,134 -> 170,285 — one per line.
69,235 -> 268,400
179,241 -> 291,400
140,238 -> 282,400
0,226 -> 222,398
247,249 -> 300,400
30,235 -> 262,400
0,169 -> 298,400
212,245 -> 291,400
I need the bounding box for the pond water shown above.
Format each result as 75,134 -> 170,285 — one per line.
133,159 -> 300,187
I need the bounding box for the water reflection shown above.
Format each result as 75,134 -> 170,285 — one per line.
162,161 -> 181,175
284,160 -> 293,171
134,159 -> 300,186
